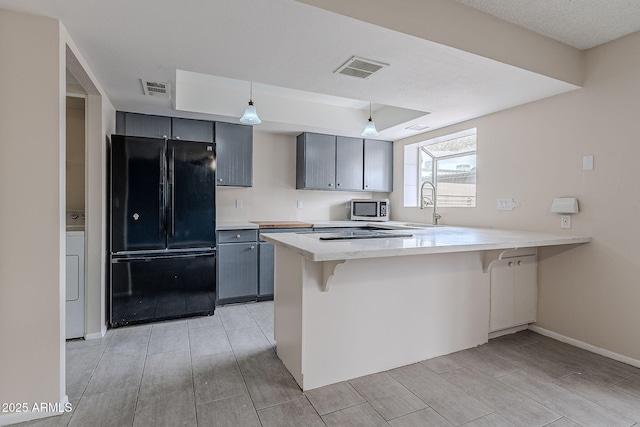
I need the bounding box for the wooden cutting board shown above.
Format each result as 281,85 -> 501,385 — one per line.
249,221 -> 314,229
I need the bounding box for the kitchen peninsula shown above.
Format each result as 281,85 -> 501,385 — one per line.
261,226 -> 590,391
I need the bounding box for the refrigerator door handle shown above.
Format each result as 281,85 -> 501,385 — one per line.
159,148 -> 166,237
170,146 -> 176,237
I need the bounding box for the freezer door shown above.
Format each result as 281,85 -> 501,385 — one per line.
167,140 -> 216,249
111,135 -> 167,252
110,252 -> 216,327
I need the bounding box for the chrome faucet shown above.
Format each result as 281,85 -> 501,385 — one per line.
420,181 -> 441,225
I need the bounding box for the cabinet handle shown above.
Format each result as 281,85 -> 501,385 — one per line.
162,135 -> 168,139
218,178 -> 223,182
175,136 -> 181,140
365,184 -> 369,188
235,234 -> 241,239
328,183 -> 333,187
517,260 -> 522,266
508,261 -> 514,267
337,183 -> 341,186
250,245 -> 255,250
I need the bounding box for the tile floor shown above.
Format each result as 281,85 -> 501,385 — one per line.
17,301 -> 640,427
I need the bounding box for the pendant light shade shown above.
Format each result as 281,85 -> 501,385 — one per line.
240,82 -> 262,124
361,102 -> 379,137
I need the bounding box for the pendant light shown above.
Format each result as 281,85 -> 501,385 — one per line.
239,82 -> 262,124
361,102 -> 379,137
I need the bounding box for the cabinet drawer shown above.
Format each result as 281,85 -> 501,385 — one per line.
218,229 -> 258,243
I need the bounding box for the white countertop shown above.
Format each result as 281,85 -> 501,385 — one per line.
260,226 -> 591,262
216,220 -> 422,231
216,222 -> 259,230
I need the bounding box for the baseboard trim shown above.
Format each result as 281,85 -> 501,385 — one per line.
0,395 -> 69,427
85,324 -> 107,340
529,325 -> 640,369
488,324 -> 529,339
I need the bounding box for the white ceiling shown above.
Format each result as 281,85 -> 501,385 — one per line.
454,0 -> 640,50
1,0 -> 638,139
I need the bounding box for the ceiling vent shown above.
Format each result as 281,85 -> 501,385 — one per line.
406,123 -> 430,131
334,56 -> 389,79
141,79 -> 171,98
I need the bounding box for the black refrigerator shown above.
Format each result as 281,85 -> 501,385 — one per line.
109,134 -> 217,327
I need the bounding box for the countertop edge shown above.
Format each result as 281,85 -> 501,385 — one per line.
261,229 -> 592,262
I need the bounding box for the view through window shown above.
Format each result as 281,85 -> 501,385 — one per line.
404,129 -> 477,208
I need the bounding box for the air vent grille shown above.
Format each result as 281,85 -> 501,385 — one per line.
141,79 -> 171,98
334,56 -> 389,79
406,124 -> 430,131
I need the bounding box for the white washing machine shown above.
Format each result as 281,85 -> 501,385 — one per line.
66,211 -> 85,339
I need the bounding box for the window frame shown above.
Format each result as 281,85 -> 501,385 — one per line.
404,128 -> 477,208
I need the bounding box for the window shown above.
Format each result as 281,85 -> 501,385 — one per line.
404,128 -> 476,208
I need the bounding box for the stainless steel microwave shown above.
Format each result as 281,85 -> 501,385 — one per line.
350,199 -> 390,221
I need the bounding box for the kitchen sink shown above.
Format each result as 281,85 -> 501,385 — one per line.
318,231 -> 413,241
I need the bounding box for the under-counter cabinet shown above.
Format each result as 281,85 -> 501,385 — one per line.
217,230 -> 259,304
258,241 -> 275,299
215,122 -> 253,187
489,254 -> 538,332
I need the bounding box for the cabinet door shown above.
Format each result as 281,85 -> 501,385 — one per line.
364,139 -> 393,192
490,256 -> 538,332
489,259 -> 516,332
258,241 -> 275,297
297,133 -> 336,190
217,242 -> 258,300
216,122 -> 253,187
336,136 -> 364,191
123,112 -> 171,139
172,118 -> 214,143
514,255 -> 537,325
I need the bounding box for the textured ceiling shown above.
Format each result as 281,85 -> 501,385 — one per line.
1,0 -> 638,138
454,0 -> 640,50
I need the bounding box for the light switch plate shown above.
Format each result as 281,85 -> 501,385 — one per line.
497,198 -> 517,211
297,200 -> 303,209
236,199 -> 243,209
583,155 -> 594,171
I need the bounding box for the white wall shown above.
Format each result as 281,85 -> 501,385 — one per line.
217,131 -> 382,222
392,30 -> 640,361
0,9 -> 66,424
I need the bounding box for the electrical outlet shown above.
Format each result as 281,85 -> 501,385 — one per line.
236,199 -> 243,209
561,215 -> 571,229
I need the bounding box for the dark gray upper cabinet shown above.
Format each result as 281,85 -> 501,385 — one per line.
215,122 -> 253,187
297,132 -> 392,192
296,133 -> 336,190
336,136 -> 364,191
364,139 -> 393,192
121,112 -> 171,139
171,118 -> 213,143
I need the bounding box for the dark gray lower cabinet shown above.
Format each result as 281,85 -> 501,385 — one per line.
258,242 -> 274,299
216,229 -> 274,304
217,241 -> 258,303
